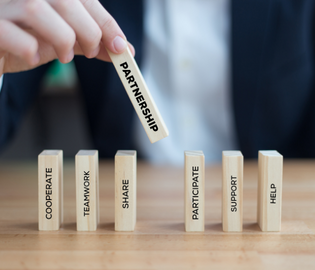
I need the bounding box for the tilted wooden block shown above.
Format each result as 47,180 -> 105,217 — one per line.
38,150 -> 63,231
222,151 -> 243,232
115,150 -> 137,231
75,150 -> 99,231
257,150 -> 283,232
184,151 -> 205,232
107,47 -> 169,143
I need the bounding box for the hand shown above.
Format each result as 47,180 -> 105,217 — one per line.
0,0 -> 135,76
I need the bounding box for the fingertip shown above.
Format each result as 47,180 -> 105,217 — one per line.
30,52 -> 40,66
59,49 -> 74,64
86,45 -> 100,59
112,36 -> 127,54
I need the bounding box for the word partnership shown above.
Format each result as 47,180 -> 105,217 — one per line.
107,47 -> 169,143
38,150 -> 283,232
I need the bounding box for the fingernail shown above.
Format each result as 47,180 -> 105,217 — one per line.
113,36 -> 127,53
31,52 -> 40,65
89,45 -> 100,58
65,49 -> 74,62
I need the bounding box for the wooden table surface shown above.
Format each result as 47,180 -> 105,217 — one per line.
0,159 -> 314,269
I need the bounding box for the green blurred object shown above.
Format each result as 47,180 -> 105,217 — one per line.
42,60 -> 78,89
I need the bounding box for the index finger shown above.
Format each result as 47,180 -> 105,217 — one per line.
79,0 -> 129,54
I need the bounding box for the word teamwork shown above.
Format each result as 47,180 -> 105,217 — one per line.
75,150 -> 100,231
38,150 -> 283,232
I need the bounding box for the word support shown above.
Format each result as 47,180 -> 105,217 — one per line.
222,151 -> 243,232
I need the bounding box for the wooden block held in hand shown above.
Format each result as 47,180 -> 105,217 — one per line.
222,151 -> 243,232
107,47 -> 169,143
38,150 -> 63,231
115,150 -> 137,231
257,150 -> 283,232
75,150 -> 99,231
184,151 -> 205,232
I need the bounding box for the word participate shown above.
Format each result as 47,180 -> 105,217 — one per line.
184,151 -> 205,232
257,150 -> 283,232
107,47 -> 169,143
222,151 -> 243,232
38,150 -> 63,231
115,150 -> 137,231
75,150 -> 99,231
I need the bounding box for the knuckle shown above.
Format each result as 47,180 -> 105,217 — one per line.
58,29 -> 76,50
54,0 -> 75,11
85,27 -> 101,49
80,0 -> 95,9
99,16 -> 115,31
21,45 -> 36,60
23,0 -> 43,16
0,20 -> 8,36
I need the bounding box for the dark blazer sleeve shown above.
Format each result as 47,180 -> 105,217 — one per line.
0,64 -> 51,151
232,0 -> 315,158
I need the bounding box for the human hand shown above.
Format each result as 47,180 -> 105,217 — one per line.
0,0 -> 135,76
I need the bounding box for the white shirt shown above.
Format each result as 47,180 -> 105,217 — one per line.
134,0 -> 237,165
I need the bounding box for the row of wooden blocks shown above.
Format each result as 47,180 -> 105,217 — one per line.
38,150 -> 283,232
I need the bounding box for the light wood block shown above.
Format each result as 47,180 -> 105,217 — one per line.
115,150 -> 137,231
75,150 -> 99,231
184,151 -> 205,232
222,151 -> 243,232
107,47 -> 169,143
257,150 -> 283,232
38,150 -> 63,231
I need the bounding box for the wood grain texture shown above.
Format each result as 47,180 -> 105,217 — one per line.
115,150 -> 137,231
222,151 -> 243,232
75,150 -> 99,231
0,159 -> 314,269
107,47 -> 169,143
258,151 -> 283,232
38,150 -> 63,231
184,151 -> 205,232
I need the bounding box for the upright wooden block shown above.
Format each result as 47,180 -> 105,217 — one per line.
107,47 -> 169,143
75,150 -> 99,231
184,151 -> 205,232
38,150 -> 63,231
222,151 -> 243,232
257,150 -> 283,232
115,150 -> 137,231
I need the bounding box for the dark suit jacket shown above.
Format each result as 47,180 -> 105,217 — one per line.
1,0 -> 315,158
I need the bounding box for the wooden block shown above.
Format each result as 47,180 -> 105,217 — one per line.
115,150 -> 137,231
38,150 -> 63,231
222,151 -> 243,232
184,151 -> 205,232
75,150 -> 99,231
257,150 -> 283,232
107,47 -> 169,143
